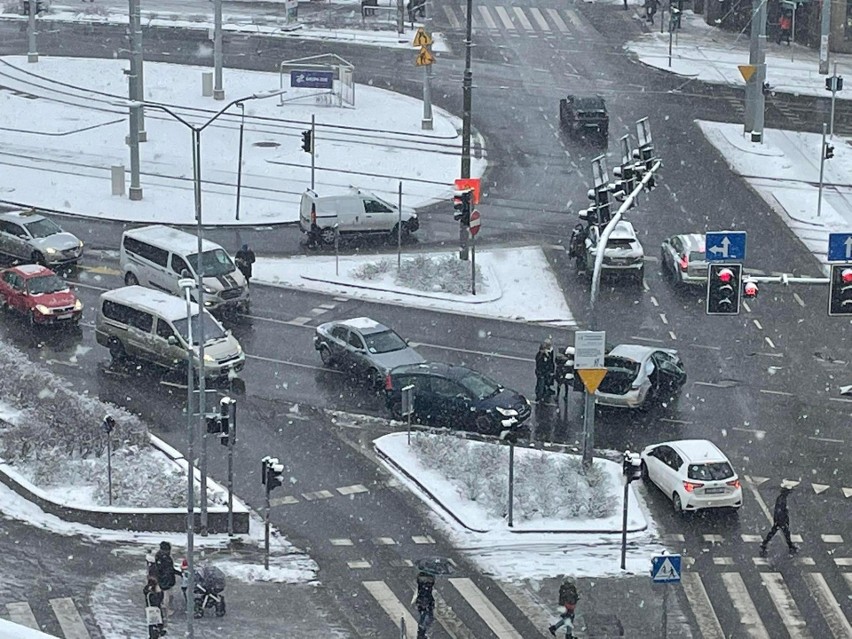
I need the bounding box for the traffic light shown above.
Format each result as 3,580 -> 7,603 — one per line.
587,186 -> 611,225
742,277 -> 758,299
206,414 -> 222,435
218,397 -> 232,447
261,456 -> 285,490
828,265 -> 852,316
706,263 -> 742,315
453,189 -> 473,226
301,130 -> 312,153
610,165 -> 636,208
824,143 -> 834,160
632,146 -> 657,191
825,76 -> 844,92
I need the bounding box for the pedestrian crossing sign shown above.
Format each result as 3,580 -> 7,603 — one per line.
415,46 -> 435,66
651,554 -> 682,583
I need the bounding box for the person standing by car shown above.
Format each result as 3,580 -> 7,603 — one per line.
411,570 -> 436,639
235,244 -> 256,285
535,339 -> 556,403
153,541 -> 178,617
760,486 -> 797,556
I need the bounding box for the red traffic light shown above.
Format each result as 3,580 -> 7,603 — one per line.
717,267 -> 735,284
743,280 -> 758,298
842,268 -> 852,285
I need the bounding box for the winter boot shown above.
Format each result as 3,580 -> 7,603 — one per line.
548,625 -> 557,636
788,545 -> 798,555
758,545 -> 767,558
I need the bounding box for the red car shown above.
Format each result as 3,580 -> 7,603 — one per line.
0,264 -> 82,325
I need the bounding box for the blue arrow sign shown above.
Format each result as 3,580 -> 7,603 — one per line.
651,554 -> 682,583
705,231 -> 747,262
828,233 -> 852,262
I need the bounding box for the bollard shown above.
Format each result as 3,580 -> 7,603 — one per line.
202,72 -> 213,97
111,165 -> 126,196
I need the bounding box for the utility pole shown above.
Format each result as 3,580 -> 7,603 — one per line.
459,0 -> 473,260
744,0 -> 767,142
26,0 -> 38,63
819,0 -> 831,75
127,0 -> 143,200
129,0 -> 145,140
214,0 -> 224,100
817,122 -> 827,218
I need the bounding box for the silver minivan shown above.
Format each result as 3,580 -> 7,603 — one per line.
120,225 -> 249,313
95,286 -> 245,381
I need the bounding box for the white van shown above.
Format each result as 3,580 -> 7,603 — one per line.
299,187 -> 419,245
95,286 -> 245,381
120,225 -> 249,313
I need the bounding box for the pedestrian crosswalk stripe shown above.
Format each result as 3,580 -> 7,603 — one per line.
330,538 -> 354,546
741,534 -> 763,542
373,537 -> 396,545
821,534 -> 843,543
448,578 -> 523,639
363,581 -> 418,636
529,7 -> 550,31
835,558 -> 852,566
703,534 -> 724,543
442,5 -> 460,29
478,6 -> 497,30
681,573 -> 725,639
494,6 -> 515,29
411,535 -> 434,544
844,574 -> 852,590
5,603 -> 39,630
713,557 -> 735,565
337,484 -> 368,495
347,560 -> 371,569
50,597 -> 89,639
563,9 -> 586,33
545,8 -> 568,32
761,573 -> 812,639
804,573 -> 852,638
512,6 -> 533,31
720,573 -> 769,639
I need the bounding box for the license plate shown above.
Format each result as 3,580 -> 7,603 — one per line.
704,487 -> 725,494
57,313 -> 73,319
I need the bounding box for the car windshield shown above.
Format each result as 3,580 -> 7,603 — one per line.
688,251 -> 706,262
187,249 -> 235,277
24,218 -> 63,239
172,312 -> 226,345
459,371 -> 502,400
26,274 -> 68,295
687,462 -> 734,481
608,238 -> 635,248
364,330 -> 407,354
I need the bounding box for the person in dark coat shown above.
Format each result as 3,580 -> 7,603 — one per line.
154,542 -> 178,617
549,578 -> 579,637
235,244 -> 256,284
645,0 -> 659,24
776,12 -> 792,45
535,339 -> 556,403
411,570 -> 436,639
760,486 -> 797,556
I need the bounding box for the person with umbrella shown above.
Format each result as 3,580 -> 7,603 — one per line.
411,570 -> 435,639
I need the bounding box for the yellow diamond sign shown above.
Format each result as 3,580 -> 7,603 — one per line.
577,368 -> 607,395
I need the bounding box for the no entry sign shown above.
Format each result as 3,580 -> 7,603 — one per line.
469,209 -> 481,236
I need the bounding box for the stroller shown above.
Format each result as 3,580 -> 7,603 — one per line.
193,564 -> 226,618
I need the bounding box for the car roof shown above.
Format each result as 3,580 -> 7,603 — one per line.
673,233 -> 705,253
608,344 -> 656,362
391,361 -> 473,380
99,286 -> 200,321
123,225 -> 222,254
567,95 -> 606,109
6,264 -> 54,278
609,221 -> 637,240
0,209 -> 47,224
666,439 -> 729,463
339,317 -> 388,334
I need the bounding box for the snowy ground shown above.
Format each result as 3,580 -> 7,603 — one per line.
253,246 -> 578,326
0,55 -> 482,225
376,432 -> 664,580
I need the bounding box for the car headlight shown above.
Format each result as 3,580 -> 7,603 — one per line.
202,285 -> 216,294
495,406 -> 518,417
77,240 -> 84,248
73,299 -> 83,311
204,352 -> 216,363
34,304 -> 52,315
45,247 -> 58,254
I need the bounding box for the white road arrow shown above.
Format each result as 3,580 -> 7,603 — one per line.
840,384 -> 852,395
709,236 -> 731,258
845,236 -> 852,259
812,483 -> 830,494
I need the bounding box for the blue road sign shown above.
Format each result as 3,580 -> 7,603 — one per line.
828,233 -> 852,262
290,70 -> 334,89
651,554 -> 682,583
705,232 -> 747,262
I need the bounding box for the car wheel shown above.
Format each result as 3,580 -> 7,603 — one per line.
108,338 -> 126,362
389,223 -> 410,242
366,367 -> 383,391
28,310 -> 37,327
124,272 -> 139,286
640,461 -> 650,481
672,492 -> 684,515
319,345 -> 334,367
31,251 -> 46,266
474,415 -> 493,435
319,227 -> 336,245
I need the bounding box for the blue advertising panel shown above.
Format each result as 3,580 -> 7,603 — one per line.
290,70 -> 334,89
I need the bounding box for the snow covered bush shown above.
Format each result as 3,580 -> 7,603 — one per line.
410,433 -> 613,522
352,259 -> 393,281
350,254 -> 484,296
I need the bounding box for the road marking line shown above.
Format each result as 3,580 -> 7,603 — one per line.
713,557 -> 734,565
764,336 -> 776,349
333,296 -> 350,302
743,301 -> 752,313
449,578 -> 523,639
761,573 -> 811,639
743,475 -> 773,523
270,495 -> 298,506
529,7 -> 550,30
546,8 -> 569,31
330,538 -> 354,546
246,353 -> 340,373
659,313 -> 668,325
733,427 -> 766,437
650,295 -> 659,307
513,6 -> 533,30
808,436 -> 845,443
703,534 -> 725,543
793,292 -> 805,307
347,560 -> 371,569
759,389 -> 794,396
689,343 -> 722,350
845,574 -> 852,589
412,535 -> 435,544
804,573 -> 852,638
834,557 -> 852,566
795,557 -> 816,566
442,5 -> 461,28
478,6 -> 497,29
302,490 -> 334,500
49,598 -> 90,639
363,581 -> 419,636
629,335 -> 665,343
844,487 -> 852,498
309,307 -> 328,315
721,573 -> 769,639
337,484 -> 369,495
6,603 -> 39,630
290,316 -> 313,325
682,573 -> 725,639
317,303 -> 337,310
821,534 -> 843,543
494,6 -> 515,29
669,330 -> 677,340
659,418 -> 692,424
828,397 -> 852,404
753,319 -> 763,329
741,534 -> 763,542
373,537 -> 397,545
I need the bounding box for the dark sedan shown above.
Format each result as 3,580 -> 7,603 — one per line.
384,362 -> 531,435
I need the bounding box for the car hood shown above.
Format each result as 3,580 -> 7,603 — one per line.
197,336 -> 242,360
371,348 -> 425,371
32,233 -> 80,252
478,388 -> 527,413
603,243 -> 643,258
30,290 -> 76,308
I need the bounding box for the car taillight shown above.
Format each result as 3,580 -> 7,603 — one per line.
679,255 -> 689,270
683,481 -> 704,493
384,374 -> 393,391
726,479 -> 741,489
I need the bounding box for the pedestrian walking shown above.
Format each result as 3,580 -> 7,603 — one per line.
235,244 -> 256,285
568,224 -> 588,272
535,339 -> 556,403
144,575 -> 166,638
644,0 -> 659,24
153,542 -> 178,617
759,486 -> 797,556
179,559 -> 189,609
776,12 -> 792,45
554,346 -> 575,402
549,578 -> 579,637
411,570 -> 436,639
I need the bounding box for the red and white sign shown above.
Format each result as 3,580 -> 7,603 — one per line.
454,178 -> 481,204
469,209 -> 481,236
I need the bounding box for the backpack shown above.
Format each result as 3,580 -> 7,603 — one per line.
559,580 -> 579,606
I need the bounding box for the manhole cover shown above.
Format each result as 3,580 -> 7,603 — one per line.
253,141 -> 280,148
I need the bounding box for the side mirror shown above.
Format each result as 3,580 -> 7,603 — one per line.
167,335 -> 178,346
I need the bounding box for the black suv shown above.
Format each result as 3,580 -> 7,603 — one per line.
559,95 -> 608,140
384,362 -> 531,435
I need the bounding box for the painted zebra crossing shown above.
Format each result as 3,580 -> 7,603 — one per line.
441,4 -> 590,36
3,598 -> 92,638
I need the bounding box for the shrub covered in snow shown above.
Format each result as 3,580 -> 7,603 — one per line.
410,433 -> 613,522
351,254 -> 483,296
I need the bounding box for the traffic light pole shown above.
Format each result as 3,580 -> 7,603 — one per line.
310,114 -> 316,190
818,122 -> 827,218
225,399 -> 236,537
459,0 -> 473,261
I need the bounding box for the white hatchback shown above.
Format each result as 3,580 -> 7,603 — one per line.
640,439 -> 742,515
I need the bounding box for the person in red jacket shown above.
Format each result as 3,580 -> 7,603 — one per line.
777,12 -> 792,45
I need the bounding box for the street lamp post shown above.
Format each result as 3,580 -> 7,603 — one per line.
102,415 -> 116,505
179,276 -> 196,638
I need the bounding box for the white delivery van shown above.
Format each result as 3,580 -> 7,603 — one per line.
299,187 -> 419,245
120,225 -> 249,313
95,286 -> 245,381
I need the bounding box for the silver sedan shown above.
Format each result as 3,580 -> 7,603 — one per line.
661,233 -> 708,286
